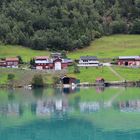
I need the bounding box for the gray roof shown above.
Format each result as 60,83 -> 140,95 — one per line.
119,56 -> 140,60
80,56 -> 97,60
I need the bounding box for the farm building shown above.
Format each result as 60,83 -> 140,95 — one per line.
0,57 -> 19,68
78,56 -> 100,67
117,56 -> 140,66
34,56 -> 69,70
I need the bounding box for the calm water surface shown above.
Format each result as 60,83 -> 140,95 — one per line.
0,87 -> 140,140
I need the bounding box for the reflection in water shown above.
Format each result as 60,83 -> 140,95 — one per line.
33,88 -> 44,99
0,88 -> 140,140
119,100 -> 140,112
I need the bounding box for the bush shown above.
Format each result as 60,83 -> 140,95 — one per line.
7,73 -> 15,88
52,76 -> 60,85
7,73 -> 15,81
32,74 -> 44,88
73,62 -> 80,73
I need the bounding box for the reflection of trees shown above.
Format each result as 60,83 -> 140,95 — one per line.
31,103 -> 37,115
19,104 -> 24,116
32,88 -> 44,99
8,89 -> 15,101
74,96 -> 81,110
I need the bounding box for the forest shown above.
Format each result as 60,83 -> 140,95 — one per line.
0,0 -> 139,51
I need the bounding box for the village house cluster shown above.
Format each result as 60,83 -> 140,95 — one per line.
34,56 -> 73,70
0,54 -> 140,70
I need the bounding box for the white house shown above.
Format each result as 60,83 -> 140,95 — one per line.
78,56 -> 100,67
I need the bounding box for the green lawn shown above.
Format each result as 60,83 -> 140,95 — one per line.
0,45 -> 50,62
113,66 -> 140,81
0,68 -> 55,85
68,34 -> 140,59
68,66 -> 120,82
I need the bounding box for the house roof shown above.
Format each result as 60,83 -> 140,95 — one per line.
6,57 -> 19,61
63,59 -> 73,63
80,56 -> 97,60
61,76 -> 76,80
96,77 -> 105,81
35,56 -> 49,60
118,56 -> 140,60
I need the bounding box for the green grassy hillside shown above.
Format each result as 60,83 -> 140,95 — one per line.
0,35 -> 140,62
69,35 -> 140,59
0,45 -> 49,62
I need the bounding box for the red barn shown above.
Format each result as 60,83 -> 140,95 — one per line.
118,56 -> 140,66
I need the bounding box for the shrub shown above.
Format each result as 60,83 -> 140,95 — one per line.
32,74 -> 44,88
7,73 -> 15,81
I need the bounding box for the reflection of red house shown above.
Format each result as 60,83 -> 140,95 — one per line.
118,56 -> 140,66
0,57 -> 19,68
35,56 -> 68,70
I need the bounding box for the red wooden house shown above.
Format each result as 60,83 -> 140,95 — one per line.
6,57 -> 19,68
118,56 -> 140,66
0,57 -> 19,68
35,56 -> 68,70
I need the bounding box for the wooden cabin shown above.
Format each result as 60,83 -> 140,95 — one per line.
6,57 -> 19,68
0,57 -> 19,68
117,56 -> 140,66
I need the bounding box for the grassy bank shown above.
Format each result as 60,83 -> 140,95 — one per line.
0,68 -> 66,86
0,66 -> 140,86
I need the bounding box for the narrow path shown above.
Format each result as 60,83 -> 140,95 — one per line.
107,66 -> 125,81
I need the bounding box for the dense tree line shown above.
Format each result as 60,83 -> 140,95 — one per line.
0,0 -> 139,51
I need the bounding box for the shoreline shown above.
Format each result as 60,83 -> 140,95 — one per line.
0,80 -> 140,89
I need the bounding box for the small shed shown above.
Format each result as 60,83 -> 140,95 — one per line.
96,77 -> 105,83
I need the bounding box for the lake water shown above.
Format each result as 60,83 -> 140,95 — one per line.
0,87 -> 140,140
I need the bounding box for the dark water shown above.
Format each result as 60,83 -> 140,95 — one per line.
0,87 -> 140,140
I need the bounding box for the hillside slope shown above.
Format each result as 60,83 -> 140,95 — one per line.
0,0 -> 139,51
0,35 -> 139,61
